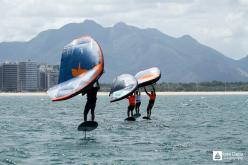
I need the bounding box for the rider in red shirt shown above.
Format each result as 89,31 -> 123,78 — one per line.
144,85 -> 156,119
127,93 -> 136,117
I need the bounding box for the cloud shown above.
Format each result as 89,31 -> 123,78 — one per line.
0,0 -> 247,59
239,0 -> 248,6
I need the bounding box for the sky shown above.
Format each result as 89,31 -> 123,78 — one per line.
0,0 -> 247,60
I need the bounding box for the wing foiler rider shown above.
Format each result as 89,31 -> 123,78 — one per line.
83,81 -> 100,122
135,90 -> 141,114
144,85 -> 156,119
127,93 -> 136,117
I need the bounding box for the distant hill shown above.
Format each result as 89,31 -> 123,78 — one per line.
0,20 -> 248,82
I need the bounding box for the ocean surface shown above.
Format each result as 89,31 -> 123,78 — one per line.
0,95 -> 248,164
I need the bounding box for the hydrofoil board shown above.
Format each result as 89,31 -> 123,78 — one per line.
78,121 -> 98,131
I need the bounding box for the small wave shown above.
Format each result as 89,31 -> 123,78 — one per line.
174,143 -> 192,150
1,147 -> 31,159
132,141 -> 153,145
2,158 -> 17,165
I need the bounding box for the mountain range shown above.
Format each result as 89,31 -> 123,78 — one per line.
0,20 -> 248,82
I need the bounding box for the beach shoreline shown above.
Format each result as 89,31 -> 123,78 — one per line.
1,91 -> 248,96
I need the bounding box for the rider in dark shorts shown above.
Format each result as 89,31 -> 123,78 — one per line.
144,85 -> 156,118
83,81 -> 100,122
127,93 -> 136,117
135,90 -> 141,114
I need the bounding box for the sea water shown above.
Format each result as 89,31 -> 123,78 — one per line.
0,95 -> 248,164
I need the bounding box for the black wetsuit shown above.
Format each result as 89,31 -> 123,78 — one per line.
84,84 -> 99,121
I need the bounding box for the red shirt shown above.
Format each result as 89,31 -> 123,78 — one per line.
149,93 -> 156,101
128,95 -> 136,106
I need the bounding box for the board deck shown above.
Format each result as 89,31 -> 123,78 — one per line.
133,113 -> 141,119
142,116 -> 151,120
78,121 -> 98,131
125,117 -> 136,121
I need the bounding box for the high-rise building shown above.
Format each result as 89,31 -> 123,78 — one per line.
2,62 -> 19,91
19,61 -> 38,91
38,64 -> 59,90
0,64 -> 3,90
47,70 -> 59,89
38,71 -> 47,90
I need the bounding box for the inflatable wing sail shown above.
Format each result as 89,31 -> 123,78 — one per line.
47,36 -> 104,101
135,67 -> 161,87
109,74 -> 138,102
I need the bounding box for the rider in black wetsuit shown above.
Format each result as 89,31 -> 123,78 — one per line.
83,81 -> 100,122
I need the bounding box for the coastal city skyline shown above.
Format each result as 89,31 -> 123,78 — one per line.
0,60 -> 59,92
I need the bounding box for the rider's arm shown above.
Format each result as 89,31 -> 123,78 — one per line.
152,85 -> 155,92
144,87 -> 150,96
95,81 -> 100,90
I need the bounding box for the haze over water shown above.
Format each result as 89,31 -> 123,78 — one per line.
0,95 -> 247,164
